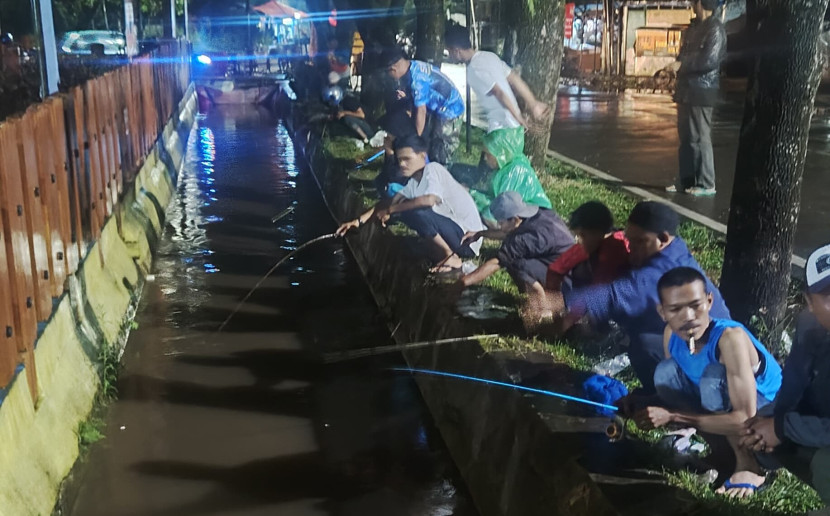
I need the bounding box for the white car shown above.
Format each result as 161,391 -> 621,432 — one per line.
59,30 -> 126,56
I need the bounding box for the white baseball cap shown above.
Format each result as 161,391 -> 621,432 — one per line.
806,243 -> 830,294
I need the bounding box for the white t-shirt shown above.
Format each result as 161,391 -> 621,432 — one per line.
399,163 -> 485,255
467,51 -> 521,132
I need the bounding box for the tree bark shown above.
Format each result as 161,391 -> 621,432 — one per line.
513,0 -> 566,170
720,0 -> 829,353
414,0 -> 444,65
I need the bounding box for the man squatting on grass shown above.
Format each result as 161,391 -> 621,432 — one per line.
629,267 -> 782,498
336,135 -> 484,271
739,244 -> 830,510
383,49 -> 465,166
457,191 -> 574,295
529,201 -> 730,393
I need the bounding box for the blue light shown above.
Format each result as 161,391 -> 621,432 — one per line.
391,368 -> 619,412
196,54 -> 212,65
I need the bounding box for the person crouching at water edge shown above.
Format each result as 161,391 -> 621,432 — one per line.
625,267 -> 782,498
336,135 -> 485,273
456,191 -> 574,297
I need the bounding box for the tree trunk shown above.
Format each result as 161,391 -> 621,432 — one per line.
513,0 -> 566,170
414,0 -> 444,65
720,0 -> 829,353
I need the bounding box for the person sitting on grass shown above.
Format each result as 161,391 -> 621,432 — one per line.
739,243 -> 830,510
336,135 -> 485,272
470,128 -> 552,226
373,109 -> 417,199
457,191 -> 573,296
526,201 -> 730,394
628,266 -> 782,498
335,93 -> 374,145
546,201 -> 630,292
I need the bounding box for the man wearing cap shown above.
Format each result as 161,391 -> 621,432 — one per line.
457,191 -> 574,297
738,244 -> 830,509
666,0 -> 726,197
531,201 -> 730,392
383,49 -> 465,165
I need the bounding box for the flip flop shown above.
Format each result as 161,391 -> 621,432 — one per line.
719,471 -> 776,497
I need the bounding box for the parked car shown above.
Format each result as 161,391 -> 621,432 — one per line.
59,31 -> 126,56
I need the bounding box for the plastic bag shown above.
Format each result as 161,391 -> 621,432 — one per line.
475,128 -> 552,221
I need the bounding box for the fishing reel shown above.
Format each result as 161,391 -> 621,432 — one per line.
605,415 -> 626,442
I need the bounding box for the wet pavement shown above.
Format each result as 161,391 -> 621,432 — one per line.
62,105 -> 477,516
550,88 -> 830,258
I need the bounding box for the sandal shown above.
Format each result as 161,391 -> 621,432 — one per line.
717,471 -> 776,498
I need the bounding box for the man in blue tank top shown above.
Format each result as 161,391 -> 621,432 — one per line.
631,267 -> 782,498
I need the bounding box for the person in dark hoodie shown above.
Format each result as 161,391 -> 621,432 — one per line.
666,0 -> 726,197
739,243 -> 830,510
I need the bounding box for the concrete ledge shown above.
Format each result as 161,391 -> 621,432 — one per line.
295,121 -> 617,516
0,85 -> 197,516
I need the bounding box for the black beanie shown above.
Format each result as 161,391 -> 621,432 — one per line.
628,201 -> 679,235
700,0 -> 719,11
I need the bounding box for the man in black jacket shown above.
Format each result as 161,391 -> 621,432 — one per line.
740,244 -> 830,508
667,0 -> 726,197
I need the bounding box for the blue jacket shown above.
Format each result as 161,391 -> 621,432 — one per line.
771,311 -> 830,449
564,237 -> 730,338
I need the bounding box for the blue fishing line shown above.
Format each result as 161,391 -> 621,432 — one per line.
391,367 -> 618,412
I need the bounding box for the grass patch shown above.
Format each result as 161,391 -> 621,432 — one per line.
319,121 -> 817,516
77,418 -> 105,449
97,343 -> 121,401
666,469 -> 822,516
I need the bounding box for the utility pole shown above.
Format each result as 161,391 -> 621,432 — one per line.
465,0 -> 472,153
163,0 -> 176,38
31,0 -> 60,96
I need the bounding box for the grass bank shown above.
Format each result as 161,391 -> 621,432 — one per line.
318,119 -> 821,515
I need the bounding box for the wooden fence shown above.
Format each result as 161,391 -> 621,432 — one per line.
0,41 -> 190,399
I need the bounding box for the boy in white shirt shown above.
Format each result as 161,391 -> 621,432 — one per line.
337,135 -> 485,272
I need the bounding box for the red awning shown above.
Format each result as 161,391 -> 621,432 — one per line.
252,0 -> 307,18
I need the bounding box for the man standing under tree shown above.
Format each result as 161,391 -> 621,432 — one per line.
666,0 -> 726,197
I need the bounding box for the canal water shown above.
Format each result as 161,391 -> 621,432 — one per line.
61,105 -> 478,516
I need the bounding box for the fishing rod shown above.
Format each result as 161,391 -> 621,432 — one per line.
271,205 -> 295,224
393,367 -> 625,441
391,367 -> 619,413
322,334 -> 499,363
216,233 -> 339,332
354,150 -> 385,170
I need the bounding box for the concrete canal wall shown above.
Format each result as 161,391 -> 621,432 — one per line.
0,88 -> 197,516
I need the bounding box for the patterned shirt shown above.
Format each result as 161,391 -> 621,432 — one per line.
408,60 -> 465,120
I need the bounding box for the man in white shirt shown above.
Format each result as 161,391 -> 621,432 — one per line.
445,25 -> 549,140
336,135 -> 485,272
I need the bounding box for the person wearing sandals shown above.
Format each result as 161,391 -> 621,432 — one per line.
336,135 -> 484,273
456,191 -> 574,297
627,267 -> 782,498
739,244 -> 830,511
666,0 -> 726,197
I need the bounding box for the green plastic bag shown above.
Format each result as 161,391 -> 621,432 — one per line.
473,127 -> 552,222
